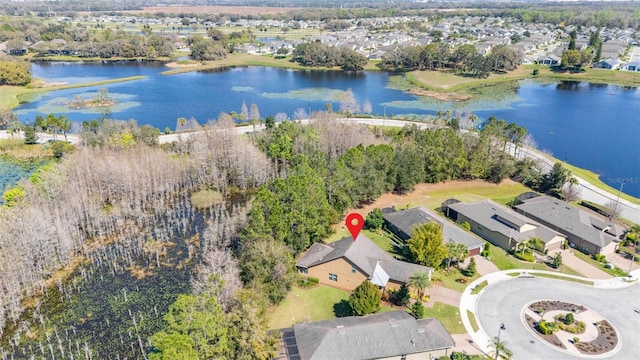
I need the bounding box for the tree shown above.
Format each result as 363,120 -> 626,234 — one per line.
409,300 -> 425,319
408,270 -> 430,301
552,252 -> 563,268
604,200 -> 622,220
489,336 -> 513,360
394,283 -> 410,307
364,208 -> 384,230
568,30 -> 577,50
23,125 -> 37,144
362,99 -> 372,116
348,280 -> 381,316
339,88 -> 360,118
560,179 -> 581,202
464,257 -> 477,277
0,110 -> 18,129
265,115 -> 275,129
0,59 -> 32,85
407,222 -> 448,267
148,277 -> 232,359
240,100 -> 249,122
190,39 -> 227,61
540,162 -> 572,193
445,242 -> 468,271
250,103 -> 261,131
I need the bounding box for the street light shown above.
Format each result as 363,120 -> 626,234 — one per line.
494,323 -> 506,360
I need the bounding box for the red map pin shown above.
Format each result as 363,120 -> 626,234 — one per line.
346,213 -> 364,241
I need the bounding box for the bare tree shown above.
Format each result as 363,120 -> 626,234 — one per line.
293,107 -> 307,120
339,88 -> 360,118
604,200 -> 622,220
362,99 -> 372,116
560,179 -> 581,202
275,112 -> 288,122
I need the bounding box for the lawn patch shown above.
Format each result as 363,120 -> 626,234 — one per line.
423,301 -> 466,334
467,310 -> 479,332
268,286 -> 350,330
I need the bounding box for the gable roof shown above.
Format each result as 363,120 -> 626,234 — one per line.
384,207 -> 484,250
292,311 -> 455,360
296,235 -> 432,285
513,196 -> 622,248
447,199 -> 563,244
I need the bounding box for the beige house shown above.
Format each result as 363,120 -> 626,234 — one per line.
277,311 -> 455,360
296,234 -> 432,292
444,199 -> 565,252
513,195 -> 624,255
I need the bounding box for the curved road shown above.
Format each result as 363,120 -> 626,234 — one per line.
463,272 -> 640,359
2,118 -> 638,223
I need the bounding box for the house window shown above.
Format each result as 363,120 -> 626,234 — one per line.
329,273 -> 338,282
351,265 -> 357,273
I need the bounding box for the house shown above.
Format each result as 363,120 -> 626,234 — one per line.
513,195 -> 624,255
593,58 -> 620,70
277,311 -> 455,360
537,54 -> 561,66
620,61 -> 640,72
443,199 -> 565,252
383,207 -> 485,256
296,235 -> 432,292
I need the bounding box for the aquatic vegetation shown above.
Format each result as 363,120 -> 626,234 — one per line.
260,87 -> 347,102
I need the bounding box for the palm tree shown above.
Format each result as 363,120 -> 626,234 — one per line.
408,271 -> 430,301
488,336 -> 513,360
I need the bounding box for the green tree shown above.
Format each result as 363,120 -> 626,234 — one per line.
265,115 -> 275,129
148,277 -> 232,359
0,59 -> 32,85
408,270 -> 431,300
49,140 -> 74,158
227,290 -> 277,359
348,280 -> 381,316
552,252 -> 563,268
409,300 -> 425,319
540,162 -> 572,193
239,240 -> 295,305
365,208 -> 384,230
394,283 -> 410,307
445,242 -> 469,271
407,222 -> 448,267
464,257 -> 477,277
23,125 -> 38,144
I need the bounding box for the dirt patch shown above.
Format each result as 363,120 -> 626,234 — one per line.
407,88 -> 471,101
528,300 -> 586,315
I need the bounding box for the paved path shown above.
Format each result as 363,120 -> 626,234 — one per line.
426,285 -> 461,308
551,249 -> 611,279
470,255 -> 500,276
460,269 -> 640,359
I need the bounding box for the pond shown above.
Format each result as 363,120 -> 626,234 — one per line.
13,62 -> 640,197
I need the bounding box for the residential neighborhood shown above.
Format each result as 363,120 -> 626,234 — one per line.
2,13 -> 640,71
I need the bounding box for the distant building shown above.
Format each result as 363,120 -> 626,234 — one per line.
513,195 -> 624,255
443,199 -> 565,252
296,235 -> 432,292
383,207 -> 485,256
276,311 -> 455,360
620,61 -> 640,72
593,58 -> 620,70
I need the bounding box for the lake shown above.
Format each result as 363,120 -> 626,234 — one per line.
14,62 -> 640,197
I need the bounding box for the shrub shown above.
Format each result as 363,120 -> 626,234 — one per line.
296,276 -> 319,288
573,337 -> 580,344
463,257 -> 476,276
514,251 -> 535,262
461,222 -> 471,231
409,300 -> 425,319
532,68 -> 540,75
481,243 -> 490,257
365,208 -> 384,230
537,320 -> 557,335
593,254 -> 607,263
348,280 -> 381,316
394,283 -> 410,307
565,312 -> 574,324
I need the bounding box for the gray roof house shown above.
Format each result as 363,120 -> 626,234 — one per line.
444,199 -> 565,252
296,235 -> 432,291
513,195 -> 624,255
383,207 -> 485,256
278,311 -> 455,360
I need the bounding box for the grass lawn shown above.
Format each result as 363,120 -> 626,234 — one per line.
268,285 -> 350,330
433,268 -> 481,292
407,65 -> 640,94
532,273 -> 594,286
486,243 -> 583,276
571,250 -> 629,277
268,285 -> 395,330
467,310 -> 480,332
423,302 -> 466,334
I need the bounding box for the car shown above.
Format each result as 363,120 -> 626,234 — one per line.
634,309 -> 640,314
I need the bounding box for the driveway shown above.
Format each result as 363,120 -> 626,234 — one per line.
551,249 -> 610,279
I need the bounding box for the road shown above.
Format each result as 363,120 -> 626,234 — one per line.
1,118 -> 638,223
475,276 -> 640,359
